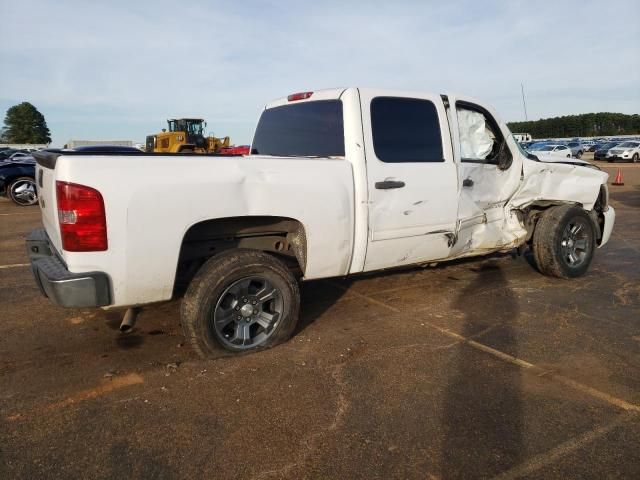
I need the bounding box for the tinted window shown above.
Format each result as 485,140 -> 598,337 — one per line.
251,100 -> 344,157
371,97 -> 443,163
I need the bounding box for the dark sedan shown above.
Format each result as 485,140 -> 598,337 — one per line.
1,145 -> 143,206
0,156 -> 37,206
593,142 -> 621,161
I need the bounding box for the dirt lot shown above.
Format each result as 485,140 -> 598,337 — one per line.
1,159 -> 639,480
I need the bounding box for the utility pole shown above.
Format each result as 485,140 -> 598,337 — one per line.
521,83 -> 528,121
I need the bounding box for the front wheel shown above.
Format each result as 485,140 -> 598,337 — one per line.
575,150 -> 583,159
632,153 -> 639,163
532,205 -> 596,278
181,249 -> 300,357
8,177 -> 38,206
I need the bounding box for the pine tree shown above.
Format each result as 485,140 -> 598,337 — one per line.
1,102 -> 51,144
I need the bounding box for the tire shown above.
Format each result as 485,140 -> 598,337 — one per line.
181,249 -> 300,357
532,205 -> 596,279
575,150 -> 583,159
632,153 -> 639,163
7,177 -> 38,206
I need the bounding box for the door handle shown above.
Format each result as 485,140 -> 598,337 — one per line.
462,178 -> 474,187
375,180 -> 405,190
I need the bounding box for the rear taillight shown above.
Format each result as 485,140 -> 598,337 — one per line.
287,91 -> 313,101
56,181 -> 107,251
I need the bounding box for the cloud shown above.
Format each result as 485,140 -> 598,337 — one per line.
1,0 -> 638,145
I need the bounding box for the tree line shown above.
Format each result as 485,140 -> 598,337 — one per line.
507,113 -> 640,139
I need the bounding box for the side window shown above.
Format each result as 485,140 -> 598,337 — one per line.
456,104 -> 505,164
370,97 -> 443,163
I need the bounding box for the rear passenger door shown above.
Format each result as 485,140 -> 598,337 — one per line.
359,90 -> 459,271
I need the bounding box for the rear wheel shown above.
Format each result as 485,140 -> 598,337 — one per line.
181,249 -> 300,357
7,177 -> 38,206
532,205 -> 595,278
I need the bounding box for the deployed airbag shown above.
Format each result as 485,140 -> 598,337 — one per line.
457,108 -> 495,160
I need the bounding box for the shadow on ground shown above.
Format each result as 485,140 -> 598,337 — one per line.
442,262 -> 523,478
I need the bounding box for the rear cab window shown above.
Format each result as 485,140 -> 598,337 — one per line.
251,100 -> 345,157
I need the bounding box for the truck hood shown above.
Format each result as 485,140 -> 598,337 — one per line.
531,155 -> 597,168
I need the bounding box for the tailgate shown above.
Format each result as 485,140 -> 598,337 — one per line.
33,152 -> 62,253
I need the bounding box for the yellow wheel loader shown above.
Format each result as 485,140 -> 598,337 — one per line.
146,118 -> 230,153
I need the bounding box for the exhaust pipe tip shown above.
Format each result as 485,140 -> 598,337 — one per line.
120,307 -> 141,333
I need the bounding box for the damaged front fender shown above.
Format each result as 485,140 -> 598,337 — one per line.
509,158 -> 608,211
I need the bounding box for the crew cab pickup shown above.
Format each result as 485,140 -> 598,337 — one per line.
28,88 -> 615,357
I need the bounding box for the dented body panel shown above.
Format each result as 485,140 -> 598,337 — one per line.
510,158 -> 607,211
33,87 -> 615,308
38,154 -> 355,306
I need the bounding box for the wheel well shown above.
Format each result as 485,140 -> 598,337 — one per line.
173,216 -> 307,295
518,200 -> 603,245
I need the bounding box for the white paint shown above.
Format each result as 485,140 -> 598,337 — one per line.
492,413 -> 638,480
35,88 -> 615,307
358,89 -> 458,271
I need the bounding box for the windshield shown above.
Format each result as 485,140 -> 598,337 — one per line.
567,142 -> 579,147
539,146 -> 554,151
618,142 -> 638,148
168,119 -> 203,135
511,134 -> 534,158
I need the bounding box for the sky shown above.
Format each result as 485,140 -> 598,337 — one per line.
1,0 -> 639,147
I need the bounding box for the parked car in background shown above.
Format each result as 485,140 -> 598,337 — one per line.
0,149 -> 24,160
526,141 -> 551,152
218,145 -> 251,155
606,141 -> 640,163
8,151 -> 33,160
0,156 -> 37,206
529,144 -> 572,158
0,145 -> 143,206
566,142 -> 585,158
581,140 -> 596,151
594,142 -> 621,160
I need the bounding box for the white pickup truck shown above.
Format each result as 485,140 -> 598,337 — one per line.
28,88 -> 615,357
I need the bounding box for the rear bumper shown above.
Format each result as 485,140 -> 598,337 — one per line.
26,229 -> 111,307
